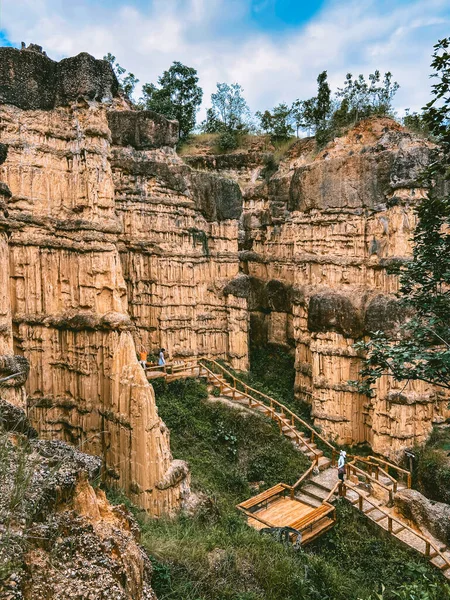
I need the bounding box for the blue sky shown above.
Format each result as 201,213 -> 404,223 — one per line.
1,0 -> 449,117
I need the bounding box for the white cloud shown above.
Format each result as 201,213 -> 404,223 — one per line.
2,0 -> 449,117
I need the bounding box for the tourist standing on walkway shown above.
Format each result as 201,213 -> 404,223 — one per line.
338,450 -> 346,482
158,348 -> 166,367
139,349 -> 148,369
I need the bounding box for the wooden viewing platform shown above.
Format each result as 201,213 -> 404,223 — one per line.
237,483 -> 336,546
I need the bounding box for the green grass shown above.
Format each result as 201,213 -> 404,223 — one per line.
413,425 -> 450,503
109,377 -> 450,600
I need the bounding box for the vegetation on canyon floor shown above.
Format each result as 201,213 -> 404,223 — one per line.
413,424 -> 450,505
107,376 -> 450,600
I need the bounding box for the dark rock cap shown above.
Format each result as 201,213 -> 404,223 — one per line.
0,46 -> 119,110
108,110 -> 179,149
308,292 -> 362,338
0,143 -> 8,165
191,171 -> 243,222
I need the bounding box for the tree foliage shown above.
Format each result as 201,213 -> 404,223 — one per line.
355,38 -> 450,396
256,103 -> 294,141
202,83 -> 251,133
103,53 -> 139,98
288,69 -> 398,145
141,61 -> 203,140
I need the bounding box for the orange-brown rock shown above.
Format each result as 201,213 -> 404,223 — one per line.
201,118 -> 449,459
0,398 -> 156,600
0,44 -> 249,513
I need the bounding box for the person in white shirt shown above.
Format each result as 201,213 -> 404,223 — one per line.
338,450 -> 346,482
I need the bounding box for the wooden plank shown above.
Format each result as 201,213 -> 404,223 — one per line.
238,483 -> 286,510
248,498 -> 315,531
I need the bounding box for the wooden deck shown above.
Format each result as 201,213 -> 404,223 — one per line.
248,497 -> 315,530
237,482 -> 337,546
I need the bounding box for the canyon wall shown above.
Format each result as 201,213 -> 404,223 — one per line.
0,45 -> 246,513
186,119 -> 449,458
0,43 -> 445,470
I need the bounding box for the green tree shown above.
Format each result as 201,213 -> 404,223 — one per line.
256,103 -> 294,141
141,61 -> 203,140
335,70 -> 399,125
402,109 -> 430,137
202,83 -> 251,133
355,38 -> 450,396
291,97 -> 316,136
103,53 -> 139,98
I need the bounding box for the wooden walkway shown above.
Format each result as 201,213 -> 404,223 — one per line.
146,357 -> 450,573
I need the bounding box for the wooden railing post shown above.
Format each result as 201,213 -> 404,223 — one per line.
425,541 -> 431,556
358,495 -> 363,511
388,517 -> 392,533
407,473 -> 412,489
311,432 -> 315,444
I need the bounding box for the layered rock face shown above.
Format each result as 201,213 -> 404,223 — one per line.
0,45 -> 246,514
194,119 -> 449,458
108,110 -> 247,367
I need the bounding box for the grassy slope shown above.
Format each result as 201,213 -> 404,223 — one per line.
126,377 -> 450,600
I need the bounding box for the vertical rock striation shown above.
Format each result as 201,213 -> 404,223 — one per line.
108,110 -> 247,368
0,44 -> 234,513
194,118 -> 449,458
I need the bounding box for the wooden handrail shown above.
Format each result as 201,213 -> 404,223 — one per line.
199,361 -> 319,458
368,455 -> 412,488
345,483 -> 450,569
291,458 -> 318,490
347,462 -> 394,504
323,481 -> 341,503
236,507 -> 275,529
201,358 -> 337,461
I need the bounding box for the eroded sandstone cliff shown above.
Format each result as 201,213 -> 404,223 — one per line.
0,44 -> 247,514
1,41 -> 445,477
0,398 -> 156,600
187,118 -> 449,458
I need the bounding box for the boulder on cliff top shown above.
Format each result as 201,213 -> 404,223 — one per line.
108,109 -> 179,149
0,46 -> 119,110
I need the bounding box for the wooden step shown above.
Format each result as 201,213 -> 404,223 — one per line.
300,483 -> 329,503
300,517 -> 335,545
294,492 -> 322,508
317,456 -> 331,470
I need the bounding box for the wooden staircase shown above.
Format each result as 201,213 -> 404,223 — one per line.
200,365 -> 333,471
146,357 -> 450,574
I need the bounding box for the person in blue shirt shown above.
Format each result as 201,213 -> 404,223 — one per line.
158,348 -> 166,367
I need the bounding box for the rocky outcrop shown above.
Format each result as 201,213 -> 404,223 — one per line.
0,44 -> 248,514
0,399 -> 156,600
395,488 -> 450,546
0,45 -> 118,110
